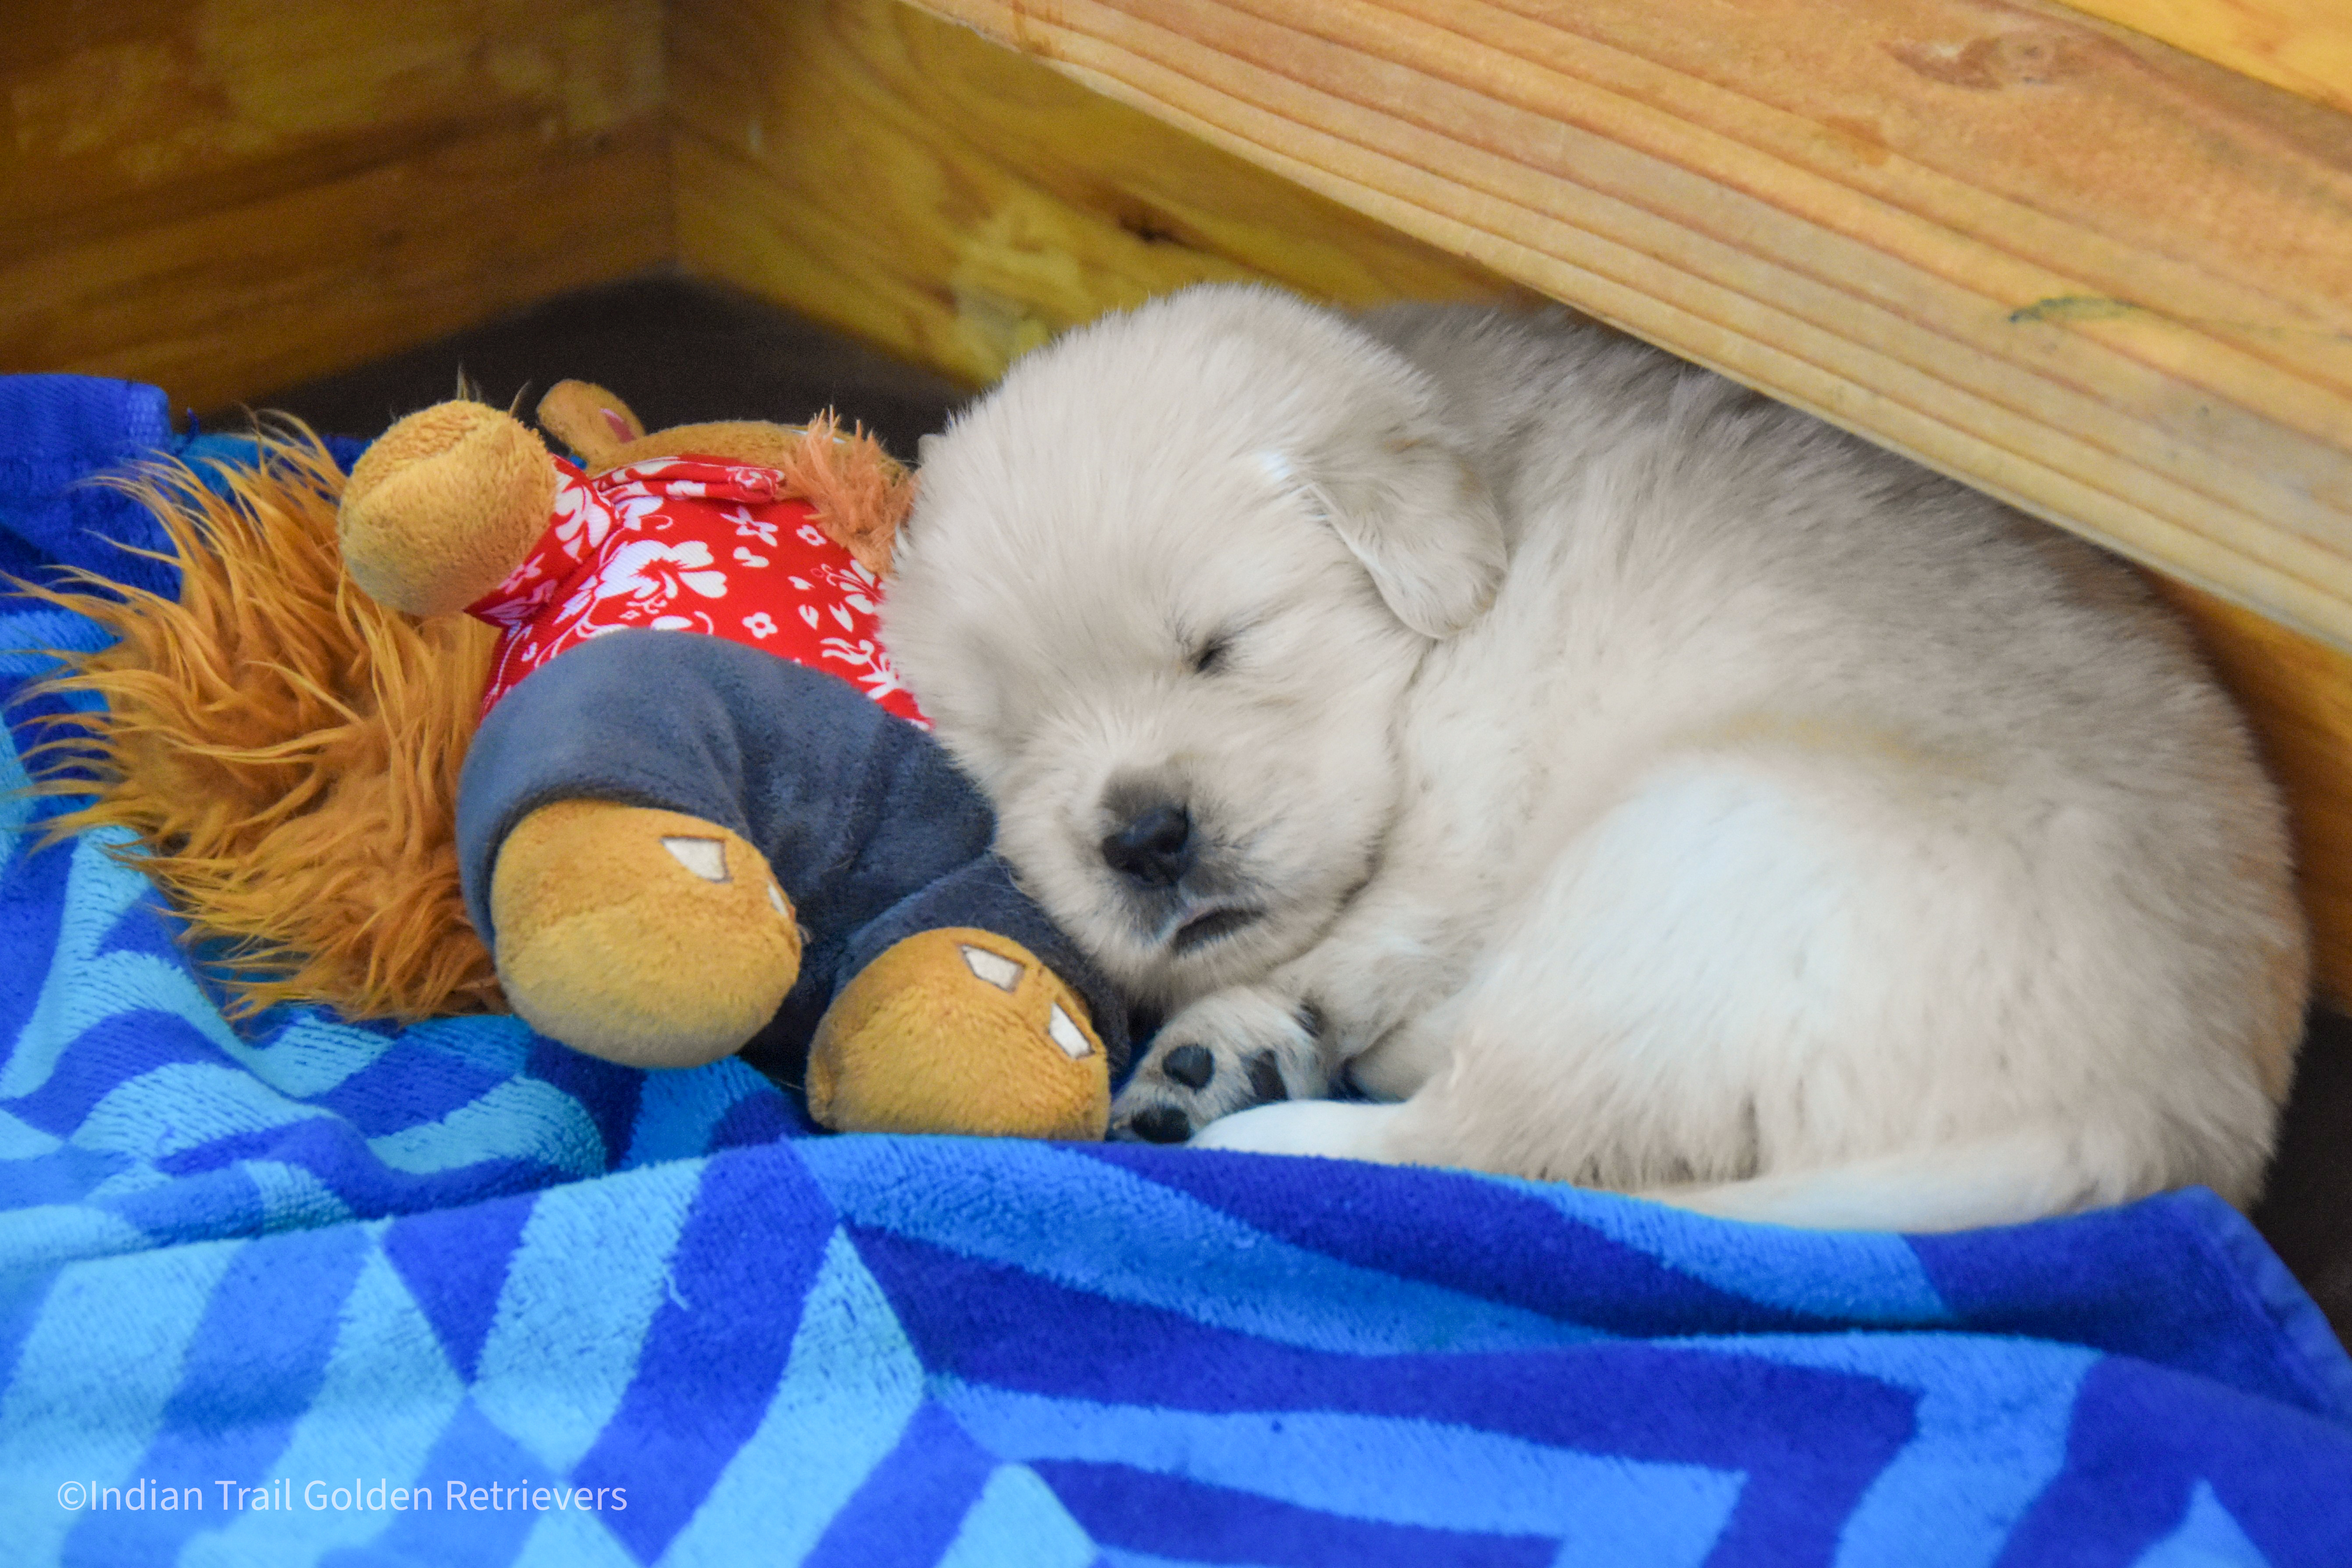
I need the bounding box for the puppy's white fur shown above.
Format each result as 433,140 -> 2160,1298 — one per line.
883,285 -> 2307,1231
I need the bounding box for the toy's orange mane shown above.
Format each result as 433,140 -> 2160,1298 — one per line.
21,426 -> 501,1021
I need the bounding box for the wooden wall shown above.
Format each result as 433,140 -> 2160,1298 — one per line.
2065,0 -> 2352,117
2153,580 -> 2352,1001
2,0 -> 671,415
665,0 -> 1532,389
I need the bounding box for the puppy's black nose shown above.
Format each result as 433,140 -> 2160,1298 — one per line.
1100,802 -> 1194,888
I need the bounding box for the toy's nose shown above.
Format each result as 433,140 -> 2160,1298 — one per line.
1100,802 -> 1194,888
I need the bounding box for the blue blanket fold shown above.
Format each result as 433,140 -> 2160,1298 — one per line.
4,372 -> 2349,1567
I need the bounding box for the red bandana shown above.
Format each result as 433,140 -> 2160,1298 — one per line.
465,455 -> 927,725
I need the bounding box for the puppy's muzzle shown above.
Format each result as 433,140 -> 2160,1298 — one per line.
1100,801 -> 1195,888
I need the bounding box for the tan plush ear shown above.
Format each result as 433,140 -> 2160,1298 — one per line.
536,380 -> 647,468
1284,423 -> 1506,639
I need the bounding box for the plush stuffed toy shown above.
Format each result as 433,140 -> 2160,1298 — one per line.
33,385 -> 1129,1140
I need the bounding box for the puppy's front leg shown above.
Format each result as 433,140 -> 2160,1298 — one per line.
1110,986 -> 1329,1143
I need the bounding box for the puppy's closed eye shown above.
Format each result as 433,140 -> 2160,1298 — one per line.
1189,633 -> 1232,676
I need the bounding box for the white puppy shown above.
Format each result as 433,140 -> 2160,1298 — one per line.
882,284 -> 2307,1231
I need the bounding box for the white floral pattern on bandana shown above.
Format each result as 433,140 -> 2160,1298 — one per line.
467,455 -> 925,724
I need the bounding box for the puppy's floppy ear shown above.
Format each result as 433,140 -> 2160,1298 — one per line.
1275,420 -> 1505,639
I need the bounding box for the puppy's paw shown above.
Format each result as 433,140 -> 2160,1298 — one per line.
1111,988 -> 1325,1143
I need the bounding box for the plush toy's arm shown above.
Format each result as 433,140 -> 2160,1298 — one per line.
340,403 -> 556,618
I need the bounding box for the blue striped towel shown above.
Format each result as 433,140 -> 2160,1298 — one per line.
5,373 -> 2350,1566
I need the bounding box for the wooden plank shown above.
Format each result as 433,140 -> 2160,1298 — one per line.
2153,577 -> 2352,1002
1,0 -> 671,413
906,0 -> 2352,659
668,0 -> 1535,389
2065,0 -> 2352,117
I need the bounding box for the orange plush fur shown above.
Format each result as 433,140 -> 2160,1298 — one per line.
20,425 -> 500,1021
19,409 -> 914,1025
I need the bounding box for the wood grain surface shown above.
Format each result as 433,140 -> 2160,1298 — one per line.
2065,0 -> 2352,116
2153,576 -> 2352,1001
668,0 -> 1534,388
3,1 -> 672,413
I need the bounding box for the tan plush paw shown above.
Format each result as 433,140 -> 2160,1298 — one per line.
806,929 -> 1110,1140
340,401 -> 557,617
490,800 -> 801,1069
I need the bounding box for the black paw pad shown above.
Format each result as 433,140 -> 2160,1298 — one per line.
1246,1051 -> 1289,1105
1129,1105 -> 1193,1144
1161,1043 -> 1215,1089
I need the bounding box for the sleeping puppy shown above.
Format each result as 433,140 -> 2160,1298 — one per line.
882,283 -> 2307,1231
